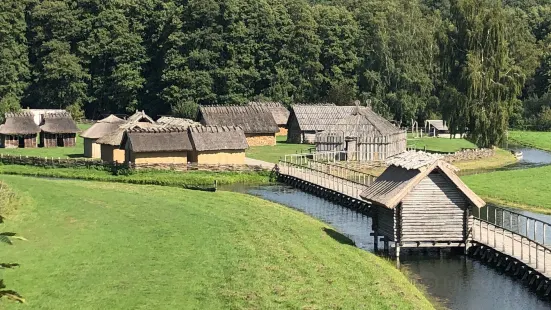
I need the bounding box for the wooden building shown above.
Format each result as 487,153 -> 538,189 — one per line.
425,120 -> 450,137
248,102 -> 290,136
188,126 -> 248,165
123,127 -> 193,165
197,105 -> 278,146
39,112 -> 79,147
315,107 -> 406,161
360,151 -> 485,256
0,112 -> 41,148
287,104 -> 356,143
80,115 -> 125,158
96,111 -> 156,162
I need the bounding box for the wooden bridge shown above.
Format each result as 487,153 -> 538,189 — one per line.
277,152 -> 551,293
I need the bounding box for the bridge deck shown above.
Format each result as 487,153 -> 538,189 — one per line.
278,162 -> 368,199
472,219 -> 551,278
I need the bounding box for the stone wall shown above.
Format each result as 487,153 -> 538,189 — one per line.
443,148 -> 495,163
245,134 -> 276,146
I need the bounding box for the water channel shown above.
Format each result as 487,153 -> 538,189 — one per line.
222,145 -> 551,309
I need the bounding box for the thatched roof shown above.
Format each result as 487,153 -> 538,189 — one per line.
189,126 -> 248,151
124,127 -> 193,153
0,112 -> 41,135
360,151 -> 485,209
248,102 -> 290,126
40,112 -> 79,134
126,110 -> 155,124
80,115 -> 125,139
198,105 -> 278,134
425,120 -> 448,131
290,104 -> 356,132
95,122 -> 157,146
321,107 -> 402,137
157,116 -> 200,128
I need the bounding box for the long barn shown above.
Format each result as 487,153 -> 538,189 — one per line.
287,105 -> 356,143
360,151 -> 485,256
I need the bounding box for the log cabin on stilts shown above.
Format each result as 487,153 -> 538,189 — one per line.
360,151 -> 485,264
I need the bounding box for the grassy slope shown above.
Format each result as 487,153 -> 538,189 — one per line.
454,148 -> 517,172
406,137 -> 477,153
508,130 -> 551,151
462,165 -> 551,214
0,124 -> 91,158
246,136 -> 308,163
1,176 -> 432,309
0,165 -> 271,186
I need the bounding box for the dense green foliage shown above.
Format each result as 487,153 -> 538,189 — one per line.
0,175 -> 433,309
2,0 -> 551,144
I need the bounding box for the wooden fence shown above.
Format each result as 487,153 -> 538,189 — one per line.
315,131 -> 407,161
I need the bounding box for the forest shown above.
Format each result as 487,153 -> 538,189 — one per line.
1,0 -> 551,146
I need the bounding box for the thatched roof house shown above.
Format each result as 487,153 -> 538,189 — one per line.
198,105 -> 278,146
248,102 -> 290,135
287,104 -> 356,143
40,112 -> 79,147
315,107 -> 407,161
361,151 -> 484,253
188,126 -> 248,164
123,127 -> 193,165
81,115 -> 125,158
95,111 -> 156,163
157,116 -> 200,128
0,112 -> 41,148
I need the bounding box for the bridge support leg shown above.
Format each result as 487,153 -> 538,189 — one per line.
372,233 -> 379,252
395,243 -> 401,269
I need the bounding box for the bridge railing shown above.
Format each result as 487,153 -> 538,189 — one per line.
283,150 -> 386,165
472,217 -> 551,274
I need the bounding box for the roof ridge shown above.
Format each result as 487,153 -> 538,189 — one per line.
5,111 -> 34,118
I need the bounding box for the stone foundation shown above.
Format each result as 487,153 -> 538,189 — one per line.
245,134 -> 276,146
443,148 -> 495,163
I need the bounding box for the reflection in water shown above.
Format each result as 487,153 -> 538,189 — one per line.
238,185 -> 550,310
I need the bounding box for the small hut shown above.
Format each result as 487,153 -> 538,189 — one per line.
0,112 -> 41,148
360,151 -> 485,256
40,112 -> 79,147
197,105 -> 278,146
123,127 -> 193,165
80,115 -> 125,158
315,107 -> 406,161
425,120 -> 449,137
188,126 -> 248,165
248,102 -> 290,136
287,104 -> 356,143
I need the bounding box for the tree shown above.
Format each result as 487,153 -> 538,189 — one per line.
440,0 -> 528,147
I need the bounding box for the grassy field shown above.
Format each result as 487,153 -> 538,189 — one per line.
246,136 -> 308,163
462,165 -> 551,214
0,165 -> 271,186
508,130 -> 551,151
0,175 -> 433,309
0,124 -> 91,158
407,137 -> 477,153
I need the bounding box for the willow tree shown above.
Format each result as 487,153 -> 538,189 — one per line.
441,0 -> 526,147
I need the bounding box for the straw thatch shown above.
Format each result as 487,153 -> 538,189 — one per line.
126,110 -> 155,124
40,112 -> 79,133
248,102 -> 290,126
322,107 -> 401,137
124,127 -> 193,153
289,104 -> 356,132
157,116 -> 200,128
80,115 -> 125,139
0,112 -> 41,135
198,105 -> 278,134
360,151 -> 485,209
189,126 -> 248,151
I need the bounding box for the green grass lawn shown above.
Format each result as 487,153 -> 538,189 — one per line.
407,137 -> 477,153
0,124 -> 91,158
508,130 -> 551,151
0,175 -> 432,309
0,165 -> 271,186
246,136 -> 309,163
462,165 -> 551,214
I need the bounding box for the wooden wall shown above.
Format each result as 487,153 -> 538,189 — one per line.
132,151 -> 187,165
316,131 -> 407,161
399,172 -> 468,243
101,144 -> 125,163
84,138 -> 101,158
41,133 -> 76,148
286,114 -> 302,143
376,206 -> 395,241
1,134 -> 38,148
